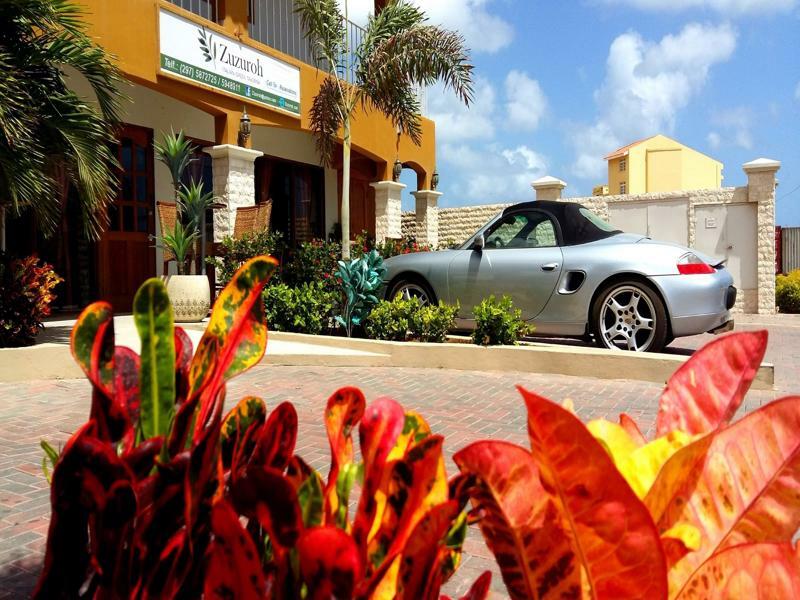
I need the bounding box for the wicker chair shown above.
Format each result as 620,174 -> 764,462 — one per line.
156,201 -> 177,275
233,199 -> 272,239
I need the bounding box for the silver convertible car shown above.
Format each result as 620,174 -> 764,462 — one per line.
382,201 -> 736,352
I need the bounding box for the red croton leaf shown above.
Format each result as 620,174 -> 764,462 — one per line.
521,387 -> 668,600
250,401 -> 298,471
352,396 -> 405,554
231,465 -> 303,549
440,570 -> 493,600
298,526 -> 363,600
204,500 -> 266,600
618,413 -> 646,446
656,330 -> 767,437
656,396 -> 800,595
220,396 -> 267,470
324,386 -> 366,524
396,500 -> 459,600
674,542 -> 800,599
453,440 -> 580,600
174,327 -> 193,404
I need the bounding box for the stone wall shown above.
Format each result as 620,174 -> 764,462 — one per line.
403,203 -> 512,246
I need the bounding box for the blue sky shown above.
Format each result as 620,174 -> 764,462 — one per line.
375,1 -> 800,224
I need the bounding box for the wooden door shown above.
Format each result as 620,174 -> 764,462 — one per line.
97,125 -> 155,311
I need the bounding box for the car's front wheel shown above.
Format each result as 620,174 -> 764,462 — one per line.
388,278 -> 436,305
591,280 -> 668,352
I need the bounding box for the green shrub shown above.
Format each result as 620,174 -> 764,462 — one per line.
207,231 -> 285,285
263,282 -> 337,335
410,301 -> 458,343
471,294 -> 531,346
0,254 -> 62,347
776,270 -> 800,313
365,295 -> 419,341
282,238 -> 341,290
365,296 -> 458,343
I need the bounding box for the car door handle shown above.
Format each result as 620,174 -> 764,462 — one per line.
541,262 -> 559,271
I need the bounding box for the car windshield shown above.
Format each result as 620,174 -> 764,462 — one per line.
579,207 -> 618,232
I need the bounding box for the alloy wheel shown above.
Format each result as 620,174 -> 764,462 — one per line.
598,285 -> 657,352
393,282 -> 431,305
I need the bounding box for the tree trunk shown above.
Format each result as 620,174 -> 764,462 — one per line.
341,116 -> 352,261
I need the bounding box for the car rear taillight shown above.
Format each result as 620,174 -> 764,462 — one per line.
677,252 -> 715,275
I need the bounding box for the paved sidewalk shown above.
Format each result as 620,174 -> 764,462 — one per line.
0,359 -> 785,599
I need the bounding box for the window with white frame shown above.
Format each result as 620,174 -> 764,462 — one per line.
619,182 -> 627,194
619,158 -> 627,172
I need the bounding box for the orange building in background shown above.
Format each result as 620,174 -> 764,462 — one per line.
7,0 -> 436,309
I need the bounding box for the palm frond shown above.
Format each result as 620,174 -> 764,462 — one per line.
357,0 -> 426,63
309,77 -> 346,166
155,129 -> 197,201
357,24 -> 474,143
294,0 -> 345,72
177,179 -> 215,233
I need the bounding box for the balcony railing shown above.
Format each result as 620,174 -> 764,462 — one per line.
249,0 -> 364,83
167,0 -> 218,22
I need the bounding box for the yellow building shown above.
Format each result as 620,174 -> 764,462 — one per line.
604,135 -> 723,196
6,0 -> 436,310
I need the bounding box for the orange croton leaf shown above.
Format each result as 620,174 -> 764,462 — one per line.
324,386 -> 366,526
453,440 -> 580,600
439,570 -> 493,600
656,396 -> 800,596
656,330 -> 767,437
521,387 -> 668,600
673,542 -> 800,599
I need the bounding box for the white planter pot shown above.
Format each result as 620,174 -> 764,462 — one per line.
164,275 -> 210,322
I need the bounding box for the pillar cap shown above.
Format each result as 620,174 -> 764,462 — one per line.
203,144 -> 264,161
370,180 -> 406,191
531,175 -> 567,190
411,189 -> 443,199
742,158 -> 781,173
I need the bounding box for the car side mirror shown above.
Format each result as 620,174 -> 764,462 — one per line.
473,233 -> 485,251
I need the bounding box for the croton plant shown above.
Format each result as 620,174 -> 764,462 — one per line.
35,254 -> 800,599
456,329 -> 800,599
34,256 -> 489,599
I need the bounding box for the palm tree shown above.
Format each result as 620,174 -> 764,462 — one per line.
0,0 -> 124,247
295,0 -> 473,259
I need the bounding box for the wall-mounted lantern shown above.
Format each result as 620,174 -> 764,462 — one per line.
392,158 -> 402,182
431,168 -> 439,191
238,106 -> 251,147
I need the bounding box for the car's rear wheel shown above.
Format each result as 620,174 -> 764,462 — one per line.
388,278 -> 436,306
591,280 -> 668,353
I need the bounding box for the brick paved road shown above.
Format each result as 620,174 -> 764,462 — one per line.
0,317 -> 795,598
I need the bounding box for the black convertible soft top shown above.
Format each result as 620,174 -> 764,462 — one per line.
502,200 -> 622,246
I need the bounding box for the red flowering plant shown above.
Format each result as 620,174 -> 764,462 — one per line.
34,256 -> 489,599
0,253 -> 62,347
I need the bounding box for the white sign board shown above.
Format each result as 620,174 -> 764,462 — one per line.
159,9 -> 301,115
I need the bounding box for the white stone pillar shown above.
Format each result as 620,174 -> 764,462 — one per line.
743,158 -> 780,315
203,144 -> 264,241
531,176 -> 567,201
370,180 -> 405,243
412,189 -> 442,248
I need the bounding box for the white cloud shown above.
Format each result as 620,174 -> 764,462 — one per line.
707,106 -> 754,150
410,0 -> 514,53
599,0 -> 797,15
504,71 -> 548,131
438,143 -> 548,202
428,77 -> 496,142
569,22 -> 737,181
795,81 -> 800,101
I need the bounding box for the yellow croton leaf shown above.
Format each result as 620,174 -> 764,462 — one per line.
588,419 -> 698,497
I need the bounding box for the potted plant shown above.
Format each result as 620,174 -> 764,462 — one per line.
154,129 -> 213,322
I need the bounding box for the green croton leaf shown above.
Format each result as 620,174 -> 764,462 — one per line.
133,278 -> 176,439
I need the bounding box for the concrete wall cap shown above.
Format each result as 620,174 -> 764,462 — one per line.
743,158 -> 781,173
411,189 -> 443,198
370,180 -> 407,191
531,175 -> 567,189
203,144 -> 264,161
